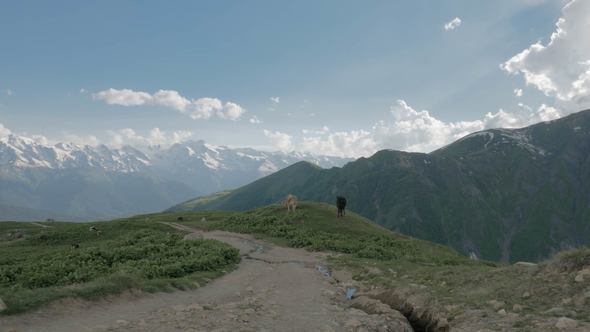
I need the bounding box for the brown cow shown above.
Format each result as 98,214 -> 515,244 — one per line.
284,194 -> 298,212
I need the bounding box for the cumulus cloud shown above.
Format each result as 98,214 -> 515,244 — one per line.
444,17 -> 462,31
93,88 -> 246,121
299,129 -> 378,158
94,88 -> 152,106
0,123 -> 11,138
514,88 -> 523,97
249,116 -> 262,124
108,127 -> 193,148
62,133 -> 100,146
373,100 -> 562,152
265,100 -> 565,158
152,89 -> 191,111
501,0 -> 590,110
217,102 -> 246,120
263,129 -> 293,152
268,96 -> 280,112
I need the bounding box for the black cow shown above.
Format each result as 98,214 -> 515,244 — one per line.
336,196 -> 347,218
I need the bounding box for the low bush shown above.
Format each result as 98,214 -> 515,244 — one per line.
0,230 -> 239,290
210,210 -> 462,265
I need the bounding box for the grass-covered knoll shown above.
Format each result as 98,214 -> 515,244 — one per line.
164,202 -> 470,266
0,219 -> 239,315
161,203 -> 590,326
170,110 -> 590,264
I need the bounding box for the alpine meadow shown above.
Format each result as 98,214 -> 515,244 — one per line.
2,1 -> 590,331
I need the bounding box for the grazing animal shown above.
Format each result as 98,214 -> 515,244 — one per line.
284,194 -> 298,212
89,226 -> 101,235
8,231 -> 23,240
336,196 -> 347,218
176,216 -> 184,222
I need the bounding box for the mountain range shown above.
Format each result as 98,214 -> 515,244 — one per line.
0,135 -> 350,221
170,109 -> 590,262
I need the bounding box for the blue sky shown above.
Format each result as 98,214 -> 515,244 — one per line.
1,0 -> 588,157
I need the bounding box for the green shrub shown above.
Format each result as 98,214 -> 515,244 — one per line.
210,210 -> 456,264
0,230 -> 239,290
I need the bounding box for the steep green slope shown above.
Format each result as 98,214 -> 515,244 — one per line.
168,161 -> 323,212
171,109 -> 590,262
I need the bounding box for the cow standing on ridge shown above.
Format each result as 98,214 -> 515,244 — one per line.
284,194 -> 298,213
336,196 -> 347,218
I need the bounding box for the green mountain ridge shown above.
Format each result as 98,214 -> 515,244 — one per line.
170,109 -> 590,262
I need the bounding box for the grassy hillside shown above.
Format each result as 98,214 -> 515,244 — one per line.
155,201 -> 469,266
170,109 -> 590,263
2,202 -> 590,328
155,203 -> 590,328
168,161 -> 323,212
0,219 -> 239,314
1,202 -> 464,315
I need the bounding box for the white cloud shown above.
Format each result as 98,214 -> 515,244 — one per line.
373,100 -> 563,152
94,88 -> 152,106
188,97 -> 222,119
514,88 -> 523,97
444,17 -> 462,31
79,88 -> 88,94
501,0 -> 590,110
5,89 -> 13,96
263,129 -> 293,152
268,96 -> 280,112
266,99 -> 565,158
62,133 -> 100,146
372,100 -> 483,153
300,129 -> 378,158
93,88 -> 246,121
153,89 -> 191,111
249,116 -> 262,124
0,123 -> 11,138
108,127 -> 193,148
217,102 -> 246,121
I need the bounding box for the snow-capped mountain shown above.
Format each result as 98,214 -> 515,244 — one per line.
0,135 -> 151,172
0,135 -> 352,220
0,135 -> 349,173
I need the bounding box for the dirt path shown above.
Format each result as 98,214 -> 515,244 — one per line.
0,224 -> 412,332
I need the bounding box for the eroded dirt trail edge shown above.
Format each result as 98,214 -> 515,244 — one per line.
0,223 -> 412,332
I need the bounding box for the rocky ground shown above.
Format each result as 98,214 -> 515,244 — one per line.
0,225 -> 413,332
2,222 -> 589,331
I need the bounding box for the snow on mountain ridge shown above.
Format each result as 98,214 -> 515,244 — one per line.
0,135 -> 352,173
0,134 -> 150,172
